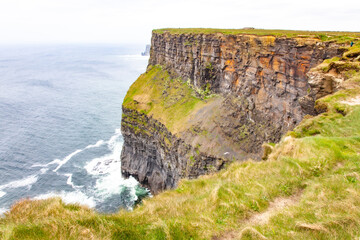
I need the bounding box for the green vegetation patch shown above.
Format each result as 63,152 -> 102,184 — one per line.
11,224 -> 50,240
290,91 -> 360,138
123,65 -> 215,133
344,44 -> 360,58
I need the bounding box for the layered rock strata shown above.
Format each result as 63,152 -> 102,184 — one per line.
150,32 -> 344,131
121,31 -> 345,193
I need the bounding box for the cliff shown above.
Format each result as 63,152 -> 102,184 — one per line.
1,31 -> 360,240
121,29 -> 348,194
121,107 -> 225,192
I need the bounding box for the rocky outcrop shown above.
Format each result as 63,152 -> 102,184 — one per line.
121,30 -> 346,194
302,51 -> 360,113
307,61 -> 360,99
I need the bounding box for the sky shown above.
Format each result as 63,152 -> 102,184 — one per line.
0,0 -> 358,45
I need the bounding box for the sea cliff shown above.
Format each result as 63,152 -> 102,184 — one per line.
1,29 -> 360,240
121,29 -> 347,193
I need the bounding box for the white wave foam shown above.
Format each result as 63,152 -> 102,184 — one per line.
40,168 -> 48,174
34,191 -> 96,208
96,172 -> 139,200
64,174 -> 77,189
53,149 -> 82,172
85,155 -> 115,175
0,175 -> 38,191
108,131 -> 121,148
0,191 -> 6,198
85,129 -> 122,176
33,130 -> 120,175
85,140 -> 105,149
32,159 -> 61,168
84,128 -> 139,200
33,138 -> 107,173
85,141 -> 122,176
29,128 -> 136,209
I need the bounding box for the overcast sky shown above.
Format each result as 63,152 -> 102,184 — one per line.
0,0 -> 358,45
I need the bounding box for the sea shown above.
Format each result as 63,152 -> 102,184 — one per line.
0,44 -> 150,215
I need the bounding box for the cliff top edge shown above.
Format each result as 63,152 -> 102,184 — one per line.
153,28 -> 360,42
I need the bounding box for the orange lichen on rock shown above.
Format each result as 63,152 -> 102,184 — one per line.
225,59 -> 235,72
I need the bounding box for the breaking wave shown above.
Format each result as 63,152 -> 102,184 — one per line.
29,128 -> 148,211
0,175 -> 38,191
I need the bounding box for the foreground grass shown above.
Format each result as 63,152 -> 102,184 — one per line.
153,28 -> 360,43
1,45 -> 360,240
1,127 -> 360,239
1,98 -> 360,239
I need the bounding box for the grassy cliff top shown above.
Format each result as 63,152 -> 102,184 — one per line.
153,28 -> 360,42
123,65 -> 217,134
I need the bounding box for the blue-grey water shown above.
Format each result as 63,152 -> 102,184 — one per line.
0,44 -> 149,214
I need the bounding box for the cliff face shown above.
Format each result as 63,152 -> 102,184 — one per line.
150,32 -> 344,131
121,108 -> 225,194
121,31 -> 345,194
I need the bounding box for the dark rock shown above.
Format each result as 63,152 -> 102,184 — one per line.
121,108 -> 225,194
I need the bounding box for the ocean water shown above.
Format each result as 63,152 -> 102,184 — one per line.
0,44 -> 149,214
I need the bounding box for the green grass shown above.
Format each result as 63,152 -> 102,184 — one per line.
153,28 -> 360,43
344,44 -> 360,58
123,65 -> 216,133
290,90 -> 360,138
252,150 -> 360,239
